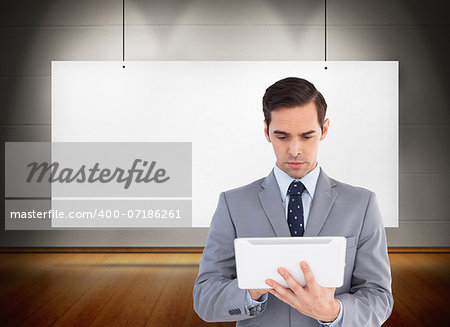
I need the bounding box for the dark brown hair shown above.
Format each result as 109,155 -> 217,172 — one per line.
262,77 -> 327,131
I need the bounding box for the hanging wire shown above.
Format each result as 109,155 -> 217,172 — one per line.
122,0 -> 126,66
324,0 -> 327,62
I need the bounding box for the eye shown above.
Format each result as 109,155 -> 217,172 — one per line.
303,136 -> 313,139
276,136 -> 288,140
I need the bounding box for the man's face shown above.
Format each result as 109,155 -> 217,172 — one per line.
264,102 -> 329,179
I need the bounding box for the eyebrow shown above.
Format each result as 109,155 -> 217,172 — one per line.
273,130 -> 316,137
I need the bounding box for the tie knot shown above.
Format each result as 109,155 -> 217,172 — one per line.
288,180 -> 305,195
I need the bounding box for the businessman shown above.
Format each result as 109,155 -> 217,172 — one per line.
193,77 -> 393,326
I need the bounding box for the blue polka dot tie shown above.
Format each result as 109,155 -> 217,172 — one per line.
287,180 -> 305,237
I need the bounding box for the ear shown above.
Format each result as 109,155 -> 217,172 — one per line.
264,120 -> 271,143
320,118 -> 330,141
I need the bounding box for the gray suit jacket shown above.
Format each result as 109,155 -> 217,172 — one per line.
193,168 -> 393,326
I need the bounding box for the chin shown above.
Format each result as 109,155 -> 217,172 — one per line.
286,169 -> 307,179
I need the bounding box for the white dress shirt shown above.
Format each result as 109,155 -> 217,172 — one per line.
273,162 -> 320,228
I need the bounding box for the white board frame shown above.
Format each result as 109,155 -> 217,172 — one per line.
52,61 -> 398,227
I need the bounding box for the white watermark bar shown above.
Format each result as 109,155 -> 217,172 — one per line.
5,142 -> 192,229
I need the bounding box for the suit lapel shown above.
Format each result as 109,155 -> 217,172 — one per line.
304,168 -> 338,237
258,170 -> 291,237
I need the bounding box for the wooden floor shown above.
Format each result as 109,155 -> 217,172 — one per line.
0,252 -> 448,327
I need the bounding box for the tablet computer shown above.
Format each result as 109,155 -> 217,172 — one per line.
234,236 -> 346,289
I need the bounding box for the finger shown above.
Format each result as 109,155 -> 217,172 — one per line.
265,279 -> 295,305
300,261 -> 319,292
277,267 -> 305,296
266,284 -> 294,308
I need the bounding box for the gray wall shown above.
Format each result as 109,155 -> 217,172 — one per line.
1,0 -> 449,247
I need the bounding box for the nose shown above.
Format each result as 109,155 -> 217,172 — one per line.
288,139 -> 302,158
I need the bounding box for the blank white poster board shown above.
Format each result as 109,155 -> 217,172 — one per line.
52,61 -> 398,227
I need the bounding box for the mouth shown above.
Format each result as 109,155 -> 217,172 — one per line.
287,162 -> 306,168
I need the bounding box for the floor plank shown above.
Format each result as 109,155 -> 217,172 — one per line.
0,252 -> 448,326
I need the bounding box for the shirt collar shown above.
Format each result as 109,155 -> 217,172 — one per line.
273,162 -> 320,200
